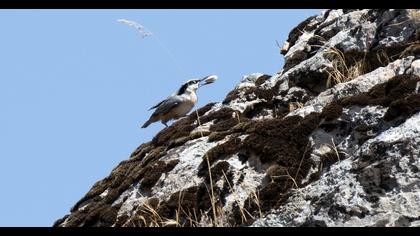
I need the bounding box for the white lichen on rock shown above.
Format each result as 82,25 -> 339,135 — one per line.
55,9 -> 420,227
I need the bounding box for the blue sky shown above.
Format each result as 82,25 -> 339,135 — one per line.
0,9 -> 322,226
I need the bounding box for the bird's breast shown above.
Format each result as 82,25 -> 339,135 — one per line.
173,100 -> 194,117
191,93 -> 197,104
173,94 -> 197,117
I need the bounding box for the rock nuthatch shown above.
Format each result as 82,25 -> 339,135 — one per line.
141,75 -> 218,128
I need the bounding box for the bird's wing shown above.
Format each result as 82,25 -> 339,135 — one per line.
148,100 -> 166,111
151,97 -> 182,116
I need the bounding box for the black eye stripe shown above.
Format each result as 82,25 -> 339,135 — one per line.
177,80 -> 199,95
188,80 -> 199,85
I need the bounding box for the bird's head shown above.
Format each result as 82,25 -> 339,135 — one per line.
177,79 -> 201,95
176,75 -> 218,95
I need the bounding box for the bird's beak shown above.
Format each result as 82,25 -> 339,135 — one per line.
198,78 -> 207,88
199,77 -> 207,85
199,75 -> 218,87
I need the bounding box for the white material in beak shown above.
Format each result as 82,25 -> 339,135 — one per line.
201,75 -> 218,85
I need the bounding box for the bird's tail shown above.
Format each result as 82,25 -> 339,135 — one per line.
141,119 -> 153,128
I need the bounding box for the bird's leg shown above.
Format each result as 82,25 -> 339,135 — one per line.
162,121 -> 168,127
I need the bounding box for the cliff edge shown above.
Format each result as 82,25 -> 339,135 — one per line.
55,9 -> 420,227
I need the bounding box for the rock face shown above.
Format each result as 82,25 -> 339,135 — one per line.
54,9 -> 420,227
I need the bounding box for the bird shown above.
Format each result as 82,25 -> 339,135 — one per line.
141,75 -> 218,128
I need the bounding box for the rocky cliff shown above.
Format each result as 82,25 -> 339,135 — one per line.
54,9 -> 420,227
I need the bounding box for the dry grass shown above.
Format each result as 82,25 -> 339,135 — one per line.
155,111 -> 262,227
270,143 -> 311,191
129,111 -> 265,227
128,106 -> 269,227
324,47 -> 369,88
293,142 -> 310,188
129,187 -> 200,227
171,191 -> 201,227
385,9 -> 420,35
195,109 -> 221,226
136,203 -> 162,227
323,41 -> 393,88
204,153 -> 219,225
322,15 -> 399,89
408,9 -> 420,37
389,9 -> 420,26
329,138 -> 345,162
271,167 -> 299,189
308,34 -> 328,49
221,170 -> 251,224
288,102 -> 305,112
317,138 -> 347,177
408,9 -> 420,24
375,49 -> 391,65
